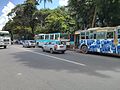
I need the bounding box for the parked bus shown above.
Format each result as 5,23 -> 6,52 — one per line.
0,31 -> 11,48
35,33 -> 70,47
75,26 -> 120,54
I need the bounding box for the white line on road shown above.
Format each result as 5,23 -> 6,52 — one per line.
18,47 -> 86,66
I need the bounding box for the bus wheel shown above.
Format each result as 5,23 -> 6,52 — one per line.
81,45 -> 88,54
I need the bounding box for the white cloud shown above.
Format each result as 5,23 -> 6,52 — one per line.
59,0 -> 68,6
0,2 -> 15,30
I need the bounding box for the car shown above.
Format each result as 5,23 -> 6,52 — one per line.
22,40 -> 36,48
42,41 -> 66,54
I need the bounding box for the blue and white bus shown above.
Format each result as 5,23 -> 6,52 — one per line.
76,26 -> 120,54
35,33 -> 70,47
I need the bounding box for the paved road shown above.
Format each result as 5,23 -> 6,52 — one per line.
0,45 -> 120,90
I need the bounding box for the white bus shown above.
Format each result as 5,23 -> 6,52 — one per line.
75,26 -> 120,55
0,31 -> 11,48
35,33 -> 70,47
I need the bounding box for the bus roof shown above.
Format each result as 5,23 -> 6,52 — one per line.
38,34 -> 46,35
75,27 -> 116,34
37,33 -> 67,36
87,27 -> 102,31
75,30 -> 82,34
88,27 -> 115,31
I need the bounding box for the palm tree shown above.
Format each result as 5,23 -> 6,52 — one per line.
39,0 -> 52,8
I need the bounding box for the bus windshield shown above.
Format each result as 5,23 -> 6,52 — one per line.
0,33 -> 10,37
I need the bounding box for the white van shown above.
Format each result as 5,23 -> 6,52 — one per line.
0,31 -> 11,48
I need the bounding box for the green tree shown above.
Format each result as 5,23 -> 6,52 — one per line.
68,0 -> 120,29
96,0 -> 120,26
45,7 -> 75,33
34,7 -> 75,34
7,0 -> 38,39
68,0 -> 96,29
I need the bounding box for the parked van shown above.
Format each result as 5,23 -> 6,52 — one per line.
0,31 -> 11,48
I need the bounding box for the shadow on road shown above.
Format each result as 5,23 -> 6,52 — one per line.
87,52 -> 120,58
11,48 -> 120,79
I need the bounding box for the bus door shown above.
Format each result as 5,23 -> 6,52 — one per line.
70,34 -> 74,45
113,31 -> 118,46
74,34 -> 80,48
117,28 -> 120,54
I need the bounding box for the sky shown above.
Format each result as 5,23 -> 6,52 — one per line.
0,0 -> 69,30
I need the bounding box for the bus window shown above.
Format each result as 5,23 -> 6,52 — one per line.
118,29 -> 120,38
90,34 -> 93,39
107,32 -> 114,39
89,30 -> 96,39
96,32 -> 106,39
86,32 -> 89,39
50,34 -> 54,39
81,32 -> 85,39
45,35 -> 49,39
55,34 -> 59,40
90,33 -> 96,39
118,35 -> 120,38
94,34 -> 96,39
39,35 -> 44,39
0,33 -> 10,37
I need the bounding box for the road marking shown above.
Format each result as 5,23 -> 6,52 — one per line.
21,48 -> 86,67
16,46 -> 86,66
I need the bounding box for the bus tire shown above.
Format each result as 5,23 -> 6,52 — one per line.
81,45 -> 88,54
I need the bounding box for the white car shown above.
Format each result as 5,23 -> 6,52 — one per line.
23,40 -> 36,48
42,41 -> 66,54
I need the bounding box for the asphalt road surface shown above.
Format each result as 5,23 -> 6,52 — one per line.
0,45 -> 120,90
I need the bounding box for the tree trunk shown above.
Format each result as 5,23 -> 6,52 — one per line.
92,6 -> 97,28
